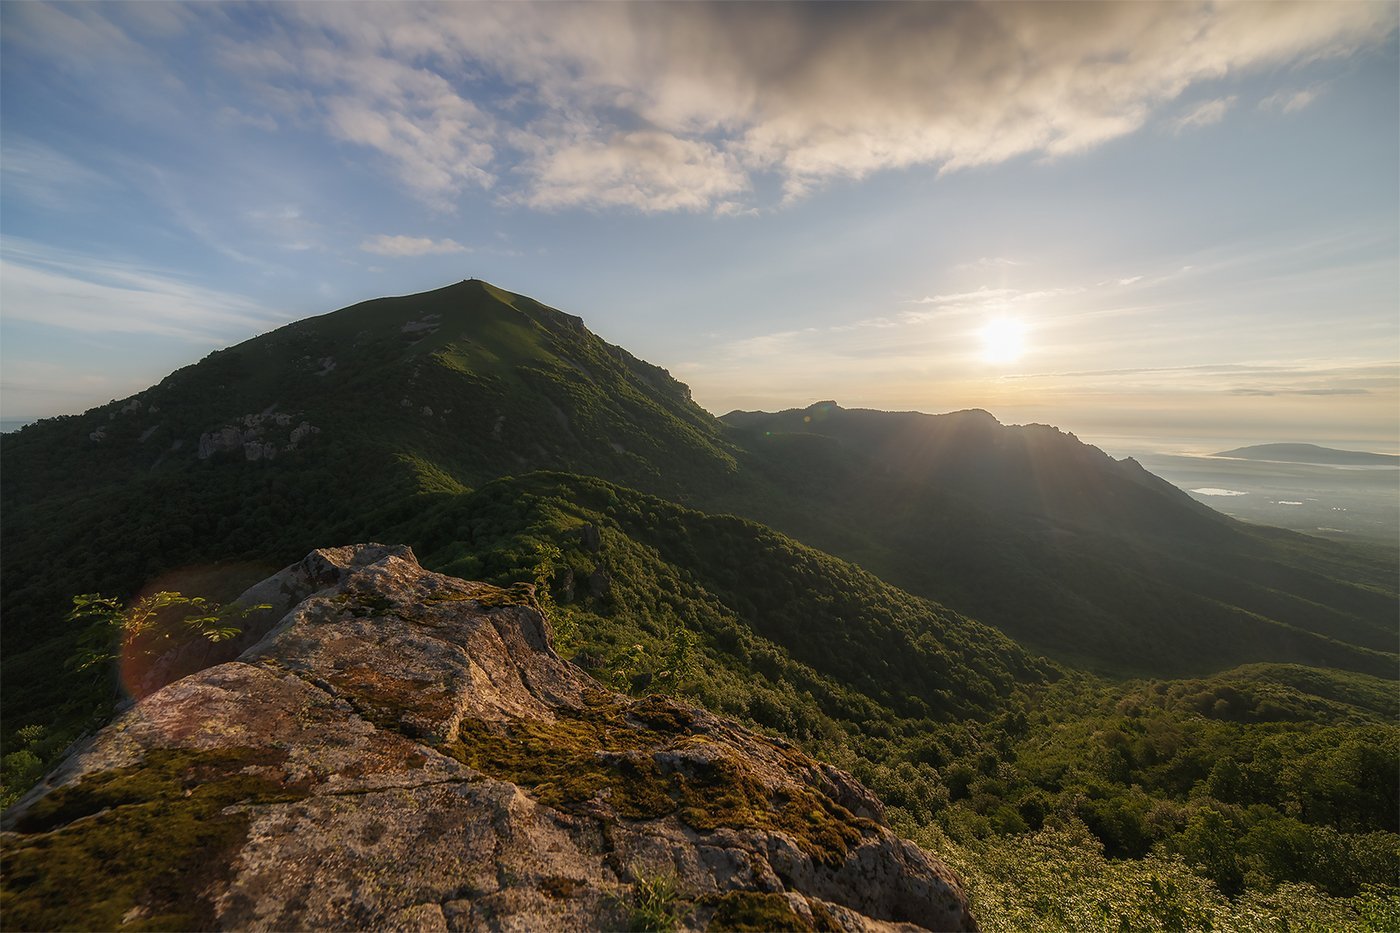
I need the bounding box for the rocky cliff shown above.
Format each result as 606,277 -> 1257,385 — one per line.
1,544 -> 975,932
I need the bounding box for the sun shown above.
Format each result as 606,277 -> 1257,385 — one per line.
979,317 -> 1027,364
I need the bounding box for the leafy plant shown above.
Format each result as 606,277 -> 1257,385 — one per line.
628,867 -> 684,933
67,590 -> 263,676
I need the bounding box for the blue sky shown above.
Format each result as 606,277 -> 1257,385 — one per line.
2,1 -> 1397,449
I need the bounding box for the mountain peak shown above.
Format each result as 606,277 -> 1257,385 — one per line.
2,544 -> 975,932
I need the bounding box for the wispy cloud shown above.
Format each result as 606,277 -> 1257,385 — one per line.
1171,97 -> 1237,133
1230,387 -> 1371,397
1007,359 -> 1399,402
0,239 -> 283,341
0,138 -> 117,211
1260,86 -> 1323,114
360,235 -> 471,257
905,286 -> 1083,321
954,257 -> 1025,272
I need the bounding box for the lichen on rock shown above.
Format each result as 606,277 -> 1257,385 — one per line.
0,544 -> 976,932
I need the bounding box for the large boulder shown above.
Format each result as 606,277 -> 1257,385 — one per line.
1,544 -> 976,932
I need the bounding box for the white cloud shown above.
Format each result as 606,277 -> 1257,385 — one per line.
360,235 -> 471,256
0,239 -> 282,340
0,138 -> 116,211
1260,86 -> 1323,114
906,286 -> 1081,319
955,256 -> 1025,272
296,2 -> 1396,209
912,287 -> 1024,307
513,130 -> 749,213
11,1 -> 1396,214
1171,96 -> 1237,133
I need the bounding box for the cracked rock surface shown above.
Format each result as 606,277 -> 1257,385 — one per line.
1,544 -> 976,932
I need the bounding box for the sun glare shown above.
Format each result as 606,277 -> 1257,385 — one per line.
979,317 -> 1027,364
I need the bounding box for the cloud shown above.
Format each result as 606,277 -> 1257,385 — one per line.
1171,96 -> 1237,133
912,287 -> 1024,307
1292,388 -> 1372,396
360,235 -> 471,256
955,257 -> 1025,272
1230,387 -> 1372,397
10,1 -> 1396,214
512,129 -> 749,213
0,138 -> 116,211
216,106 -> 278,132
244,206 -> 323,252
1260,87 -> 1323,114
1003,359 -> 1396,403
0,238 -> 282,341
906,286 -> 1082,320
725,328 -> 818,358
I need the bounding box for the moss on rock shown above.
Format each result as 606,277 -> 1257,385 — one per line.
704,891 -> 812,932
1,747 -> 309,931
446,695 -> 870,867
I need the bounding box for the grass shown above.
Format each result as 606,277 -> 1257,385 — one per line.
628,868 -> 684,933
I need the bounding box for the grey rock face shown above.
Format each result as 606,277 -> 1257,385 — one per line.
198,425 -> 246,459
197,412 -> 320,460
1,545 -> 976,932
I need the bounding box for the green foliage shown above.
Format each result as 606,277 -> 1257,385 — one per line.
628,868 -> 684,933
67,590 -> 255,674
935,817 -> 1400,932
0,591 -> 268,809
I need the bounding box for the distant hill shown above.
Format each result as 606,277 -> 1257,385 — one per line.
1214,443 -> 1399,466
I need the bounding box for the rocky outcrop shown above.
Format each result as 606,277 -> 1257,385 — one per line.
196,410 -> 320,461
1,545 -> 976,932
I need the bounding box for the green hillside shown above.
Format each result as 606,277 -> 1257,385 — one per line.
1,280 -> 739,646
2,280 -> 1395,925
6,283 -> 1392,685
400,473 -> 1400,911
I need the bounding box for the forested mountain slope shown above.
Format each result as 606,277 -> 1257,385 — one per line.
721,403 -> 1397,678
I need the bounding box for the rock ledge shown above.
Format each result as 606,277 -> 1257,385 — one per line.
1,544 -> 975,932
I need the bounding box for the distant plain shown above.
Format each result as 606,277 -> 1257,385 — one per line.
1093,436 -> 1400,543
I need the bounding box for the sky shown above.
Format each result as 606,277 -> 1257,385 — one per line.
2,1 -> 1398,450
